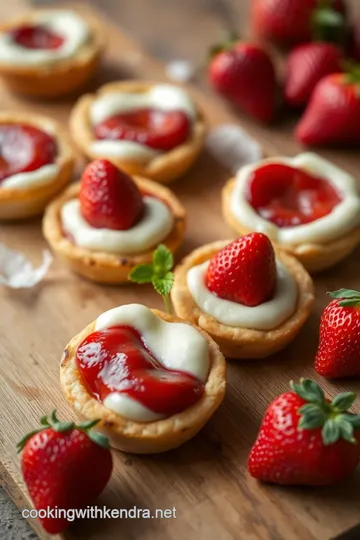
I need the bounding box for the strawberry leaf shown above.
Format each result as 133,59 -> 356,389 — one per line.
332,392 -> 356,412
291,379 -> 324,404
337,299 -> 360,307
336,419 -> 356,444
322,419 -> 340,446
129,264 -> 154,284
328,289 -> 360,299
153,244 -> 173,274
341,413 -> 360,429
88,430 -> 110,449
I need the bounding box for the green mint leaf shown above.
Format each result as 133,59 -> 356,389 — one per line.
153,244 -> 173,275
128,264 -> 155,284
328,289 -> 360,299
332,392 -> 356,412
322,419 -> 340,446
153,272 -> 174,297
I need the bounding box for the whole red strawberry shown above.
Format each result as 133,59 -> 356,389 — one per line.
251,0 -> 347,47
80,159 -> 144,230
206,233 -> 276,307
285,42 -> 343,107
18,411 -> 113,534
296,72 -> 360,146
315,289 -> 360,378
209,41 -> 277,123
249,379 -> 360,486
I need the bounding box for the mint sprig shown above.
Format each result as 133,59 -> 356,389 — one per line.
290,379 -> 360,446
129,244 -> 175,314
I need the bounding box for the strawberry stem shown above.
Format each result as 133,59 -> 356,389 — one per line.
311,5 -> 346,45
16,411 -> 110,453
208,30 -> 239,59
290,379 -> 360,445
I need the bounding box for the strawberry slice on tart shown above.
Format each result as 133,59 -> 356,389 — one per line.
0,9 -> 103,98
222,153 -> 360,273
60,303 -> 226,454
69,81 -> 206,184
43,159 -> 186,284
171,233 -> 314,359
0,112 -> 74,220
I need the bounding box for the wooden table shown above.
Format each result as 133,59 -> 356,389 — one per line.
2,1 -> 360,540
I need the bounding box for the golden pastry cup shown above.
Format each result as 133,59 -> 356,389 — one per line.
0,112 -> 74,220
0,10 -> 104,98
171,240 -> 315,359
222,178 -> 360,274
42,177 -> 186,284
60,309 -> 226,454
69,80 -> 206,184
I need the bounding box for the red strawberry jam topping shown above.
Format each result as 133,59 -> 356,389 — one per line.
94,109 -> 191,151
76,326 -> 204,416
246,163 -> 342,228
10,24 -> 65,50
0,124 -> 57,184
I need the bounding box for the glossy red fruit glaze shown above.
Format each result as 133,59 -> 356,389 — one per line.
248,391 -> 360,486
10,24 -> 64,50
79,159 -> 145,230
315,299 -> 360,378
206,233 -> 277,307
94,109 -> 191,151
247,163 -> 341,228
0,124 -> 57,183
21,428 -> 112,534
76,325 -> 204,416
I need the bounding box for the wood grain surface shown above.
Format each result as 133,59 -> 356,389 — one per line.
1,1 -> 360,540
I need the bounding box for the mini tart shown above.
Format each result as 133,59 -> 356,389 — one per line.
43,177 -> 186,284
60,309 -> 226,454
0,10 -> 103,98
0,112 -> 74,220
171,240 -> 315,359
69,81 -> 206,184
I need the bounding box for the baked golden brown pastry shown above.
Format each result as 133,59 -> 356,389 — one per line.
60,305 -> 226,453
171,239 -> 315,359
43,160 -> 186,283
69,81 -> 206,184
0,9 -> 103,98
0,112 -> 74,220
222,153 -> 360,273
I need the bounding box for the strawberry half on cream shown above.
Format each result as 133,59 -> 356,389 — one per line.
42,159 -> 186,283
172,233 -> 314,359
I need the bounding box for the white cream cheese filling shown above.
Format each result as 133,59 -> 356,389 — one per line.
231,153 -> 360,246
95,304 -> 210,422
0,10 -> 90,66
187,260 -> 297,330
0,163 -> 59,190
61,196 -> 174,254
89,84 -> 197,162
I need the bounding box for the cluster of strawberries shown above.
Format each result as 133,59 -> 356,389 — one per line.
209,0 -> 360,146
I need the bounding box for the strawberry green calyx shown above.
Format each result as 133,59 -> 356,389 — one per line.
129,244 -> 174,314
290,379 -> 360,446
16,410 -> 109,453
209,30 -> 239,58
311,4 -> 346,45
328,288 -> 360,307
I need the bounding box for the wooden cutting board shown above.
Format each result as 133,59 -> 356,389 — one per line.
2,2 -> 360,539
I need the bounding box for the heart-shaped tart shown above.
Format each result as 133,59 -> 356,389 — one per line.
69,81 -> 206,184
0,112 -> 74,220
0,9 -> 103,97
42,159 -> 186,283
171,234 -> 314,359
222,153 -> 360,272
60,304 -> 226,453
